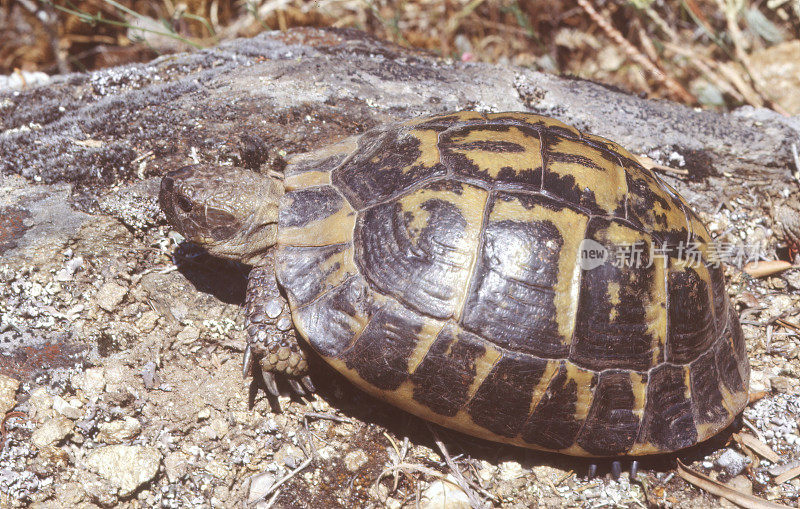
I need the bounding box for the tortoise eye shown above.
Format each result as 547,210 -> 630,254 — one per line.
176,195 -> 193,212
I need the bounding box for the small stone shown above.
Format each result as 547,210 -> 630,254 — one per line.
498,460 -> 524,481
248,471 -> 276,505
96,417 -> 142,444
177,325 -> 200,343
716,448 -> 751,476
420,475 -> 471,509
0,374 -> 20,415
96,281 -> 128,312
141,361 -> 160,389
770,375 -> 794,394
74,367 -> 105,401
53,482 -> 86,505
344,449 -> 368,472
197,408 -> 211,420
274,443 -> 305,469
36,444 -> 70,466
205,460 -> 228,479
32,415 -> 74,448
135,310 -> 160,332
164,452 -> 190,483
210,418 -> 229,439
52,395 -> 83,420
29,387 -> 54,419
85,445 -> 162,497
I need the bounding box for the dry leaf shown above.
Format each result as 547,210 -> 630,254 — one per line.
735,433 -> 780,463
676,460 -> 792,508
775,464 -> 800,484
743,260 -> 794,278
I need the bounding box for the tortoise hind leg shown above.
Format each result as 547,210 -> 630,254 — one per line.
244,262 -> 314,396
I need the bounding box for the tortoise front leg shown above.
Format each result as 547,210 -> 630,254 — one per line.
244,258 -> 314,396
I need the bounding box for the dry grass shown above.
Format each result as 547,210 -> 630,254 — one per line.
1,0 -> 799,110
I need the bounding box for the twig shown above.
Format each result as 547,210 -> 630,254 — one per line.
0,412 -> 26,453
576,0 -> 694,103
429,427 -> 497,506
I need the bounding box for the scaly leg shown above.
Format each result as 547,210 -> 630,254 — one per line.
244,256 -> 314,396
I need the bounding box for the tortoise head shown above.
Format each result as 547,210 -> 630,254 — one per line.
159,164 -> 283,264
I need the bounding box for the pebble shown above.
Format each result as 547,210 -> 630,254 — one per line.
274,444 -> 305,469
32,415 -> 74,448
135,310 -> 160,332
28,387 -> 54,419
248,471 -> 276,505
164,452 -> 190,483
177,325 -> 200,343
96,281 -> 128,312
420,475 -> 471,509
716,448 -> 751,476
0,374 -> 20,415
73,367 -> 106,402
52,395 -> 83,420
85,445 -> 162,497
498,460 -> 524,481
770,376 -> 794,394
96,417 -> 142,444
141,361 -> 160,389
344,449 -> 368,472
205,460 -> 228,479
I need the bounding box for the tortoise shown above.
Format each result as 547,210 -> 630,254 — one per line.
159,111 -> 750,459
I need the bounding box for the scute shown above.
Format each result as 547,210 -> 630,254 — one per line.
275,111 -> 749,457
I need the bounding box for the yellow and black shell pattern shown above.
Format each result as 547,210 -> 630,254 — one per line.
274,111 -> 749,457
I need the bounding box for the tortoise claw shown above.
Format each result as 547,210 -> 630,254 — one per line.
263,372 -> 280,397
301,375 -> 316,393
630,460 -> 639,480
611,461 -> 622,480
288,378 -> 306,396
587,463 -> 597,479
242,344 -> 253,378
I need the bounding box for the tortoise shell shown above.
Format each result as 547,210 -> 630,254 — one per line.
274,111 -> 749,457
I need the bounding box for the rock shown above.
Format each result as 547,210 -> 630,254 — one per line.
770,375 -> 795,394
141,361 -> 160,389
0,374 -> 20,414
96,417 -> 142,444
420,476 -> 471,509
96,281 -> 128,312
498,460 -> 524,481
73,367 -> 106,402
716,448 -> 751,476
274,443 -> 305,469
32,415 -> 74,448
248,471 -> 276,505
52,395 -> 83,420
28,387 -> 54,419
344,449 -> 368,472
176,325 -> 200,343
135,310 -> 160,333
205,460 -> 228,479
85,445 -> 162,497
164,452 -> 190,483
